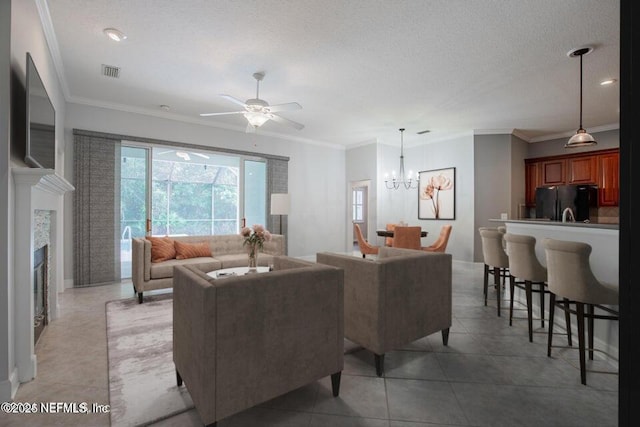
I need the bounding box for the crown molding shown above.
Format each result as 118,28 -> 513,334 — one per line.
36,0 -> 70,100
529,123 -> 620,143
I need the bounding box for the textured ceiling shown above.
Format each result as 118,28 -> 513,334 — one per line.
45,0 -> 620,147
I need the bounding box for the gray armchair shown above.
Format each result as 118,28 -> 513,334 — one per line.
317,247 -> 452,376
173,257 -> 344,426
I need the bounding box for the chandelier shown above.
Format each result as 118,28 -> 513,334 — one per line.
384,128 -> 418,190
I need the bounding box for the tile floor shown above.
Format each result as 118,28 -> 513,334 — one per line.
2,259 -> 618,427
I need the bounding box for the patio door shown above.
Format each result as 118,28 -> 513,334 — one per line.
119,145 -> 151,279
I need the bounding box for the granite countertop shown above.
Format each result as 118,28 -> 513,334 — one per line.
489,218 -> 619,230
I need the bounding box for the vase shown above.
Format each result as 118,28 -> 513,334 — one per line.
248,247 -> 258,272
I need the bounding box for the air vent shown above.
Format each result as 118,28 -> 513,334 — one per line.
101,64 -> 120,78
417,129 -> 431,135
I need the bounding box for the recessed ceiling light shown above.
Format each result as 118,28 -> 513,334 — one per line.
600,79 -> 617,86
103,28 -> 127,42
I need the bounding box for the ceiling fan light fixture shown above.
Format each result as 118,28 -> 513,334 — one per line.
565,46 -> 597,149
244,112 -> 269,128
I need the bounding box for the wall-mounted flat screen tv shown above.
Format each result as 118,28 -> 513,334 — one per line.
25,52 -> 56,169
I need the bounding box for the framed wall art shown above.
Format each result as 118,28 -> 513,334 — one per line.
418,167 -> 455,220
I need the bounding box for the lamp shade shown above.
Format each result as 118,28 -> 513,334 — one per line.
270,193 -> 290,215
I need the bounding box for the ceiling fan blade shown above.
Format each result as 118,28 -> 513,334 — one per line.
265,102 -> 302,113
191,152 -> 210,159
268,114 -> 304,130
199,110 -> 246,117
220,94 -> 248,107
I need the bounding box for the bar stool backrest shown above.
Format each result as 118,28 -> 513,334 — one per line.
542,238 -> 618,305
479,228 -> 509,268
504,233 -> 546,282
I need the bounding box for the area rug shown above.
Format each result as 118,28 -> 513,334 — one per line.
106,294 -> 194,427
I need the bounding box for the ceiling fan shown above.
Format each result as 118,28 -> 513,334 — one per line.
200,72 -> 304,133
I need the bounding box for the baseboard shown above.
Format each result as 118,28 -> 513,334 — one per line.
64,279 -> 74,289
0,367 -> 19,401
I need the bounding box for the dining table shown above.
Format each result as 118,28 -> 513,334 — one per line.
376,229 -> 428,238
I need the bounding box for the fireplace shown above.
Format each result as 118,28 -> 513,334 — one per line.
33,245 -> 48,345
12,167 -> 74,386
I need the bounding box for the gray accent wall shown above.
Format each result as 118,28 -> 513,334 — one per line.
527,128 -> 619,158
473,134 -> 512,262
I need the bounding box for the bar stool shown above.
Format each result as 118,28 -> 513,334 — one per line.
504,233 -> 571,343
479,228 -> 509,316
543,238 -> 619,385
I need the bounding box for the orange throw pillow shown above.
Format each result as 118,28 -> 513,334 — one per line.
174,241 -> 212,260
146,236 -> 176,263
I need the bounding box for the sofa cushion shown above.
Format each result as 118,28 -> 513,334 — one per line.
150,257 -> 221,279
175,241 -> 212,260
147,236 -> 176,262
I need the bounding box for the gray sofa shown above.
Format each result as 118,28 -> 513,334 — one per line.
173,257 -> 344,426
132,234 -> 284,303
317,246 -> 452,376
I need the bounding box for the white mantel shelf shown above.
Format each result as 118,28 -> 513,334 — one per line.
12,167 -> 74,194
11,167 -> 74,387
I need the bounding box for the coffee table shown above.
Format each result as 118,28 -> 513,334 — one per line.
207,266 -> 270,279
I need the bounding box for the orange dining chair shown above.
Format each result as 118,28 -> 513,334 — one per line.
391,226 -> 422,250
385,223 -> 396,247
422,225 -> 452,253
354,224 -> 379,258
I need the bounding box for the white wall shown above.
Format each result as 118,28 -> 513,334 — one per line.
1,0 -> 13,403
63,103 -> 347,278
1,0 -> 67,400
345,141 -> 378,247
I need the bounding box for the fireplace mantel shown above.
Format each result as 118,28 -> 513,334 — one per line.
12,167 -> 74,384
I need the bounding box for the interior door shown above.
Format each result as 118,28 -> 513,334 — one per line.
352,186 -> 368,244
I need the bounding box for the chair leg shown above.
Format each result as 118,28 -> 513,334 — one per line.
331,372 -> 342,397
547,292 -> 556,357
374,354 -> 385,377
441,328 -> 450,346
483,264 -> 489,306
362,253 -> 366,258
588,304 -> 594,361
564,298 -> 573,346
137,292 -> 143,304
525,281 -> 533,342
509,275 -> 515,326
539,283 -> 545,328
576,302 -> 587,385
493,267 -> 501,317
176,369 -> 183,386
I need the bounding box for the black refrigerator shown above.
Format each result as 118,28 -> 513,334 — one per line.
535,185 -> 598,221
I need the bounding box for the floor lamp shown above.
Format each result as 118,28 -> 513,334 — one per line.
270,193 -> 290,235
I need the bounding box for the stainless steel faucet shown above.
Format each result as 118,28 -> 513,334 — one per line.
562,207 -> 575,223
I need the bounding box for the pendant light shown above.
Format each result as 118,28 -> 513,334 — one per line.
384,128 -> 418,190
565,46 -> 597,148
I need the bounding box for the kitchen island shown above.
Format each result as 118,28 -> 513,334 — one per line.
489,219 -> 619,284
490,219 -> 619,358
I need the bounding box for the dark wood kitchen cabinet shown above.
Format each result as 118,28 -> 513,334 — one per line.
524,148 -> 619,207
598,151 -> 619,206
540,159 -> 566,186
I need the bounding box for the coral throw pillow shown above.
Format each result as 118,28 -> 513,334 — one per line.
147,236 -> 176,263
174,241 -> 212,260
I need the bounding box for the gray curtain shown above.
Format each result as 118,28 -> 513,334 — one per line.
74,131 -> 121,287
